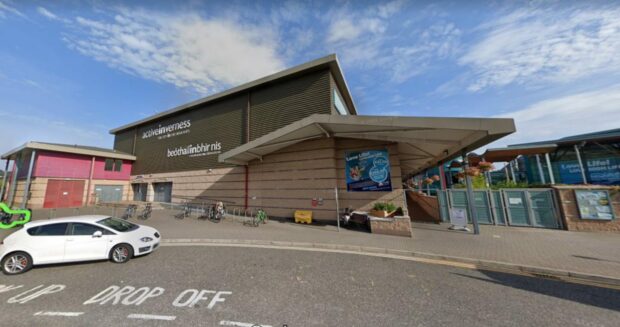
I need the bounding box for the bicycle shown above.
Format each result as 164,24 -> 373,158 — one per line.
174,202 -> 191,219
121,204 -> 137,220
244,209 -> 268,227
137,203 -> 152,220
197,205 -> 211,220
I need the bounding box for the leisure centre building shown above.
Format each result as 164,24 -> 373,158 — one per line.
1,54 -> 515,224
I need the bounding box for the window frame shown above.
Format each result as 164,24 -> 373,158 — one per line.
104,158 -> 115,171
27,223 -> 70,236
68,222 -> 115,236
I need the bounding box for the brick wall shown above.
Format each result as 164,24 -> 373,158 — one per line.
554,185 -> 620,232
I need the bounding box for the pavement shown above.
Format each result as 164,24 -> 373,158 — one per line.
1,246 -> 619,326
4,206 -> 620,285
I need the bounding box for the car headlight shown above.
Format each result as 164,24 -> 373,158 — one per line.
140,237 -> 153,243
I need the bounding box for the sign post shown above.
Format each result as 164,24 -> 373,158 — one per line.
449,208 -> 469,231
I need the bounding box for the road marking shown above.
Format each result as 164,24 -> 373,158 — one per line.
128,313 -> 176,321
34,311 -> 84,317
220,320 -> 273,327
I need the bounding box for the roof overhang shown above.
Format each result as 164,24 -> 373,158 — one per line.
483,144 -> 557,162
219,114 -> 516,177
110,54 -> 357,134
1,142 -> 136,161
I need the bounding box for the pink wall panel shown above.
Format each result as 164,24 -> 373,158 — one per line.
92,159 -> 132,180
32,151 -> 132,181
33,152 -> 91,179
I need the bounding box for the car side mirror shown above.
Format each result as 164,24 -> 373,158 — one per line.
93,230 -> 103,238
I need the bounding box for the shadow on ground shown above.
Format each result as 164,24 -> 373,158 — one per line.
453,270 -> 620,311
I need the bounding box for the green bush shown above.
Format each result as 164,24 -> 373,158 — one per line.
373,202 -> 397,212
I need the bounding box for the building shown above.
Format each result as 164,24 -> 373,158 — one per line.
484,128 -> 620,185
0,142 -> 135,208
108,54 -> 514,221
1,55 -> 515,229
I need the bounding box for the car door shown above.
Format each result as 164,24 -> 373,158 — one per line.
26,223 -> 69,264
64,223 -> 115,262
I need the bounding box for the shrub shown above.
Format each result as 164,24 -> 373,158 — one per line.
373,202 -> 397,212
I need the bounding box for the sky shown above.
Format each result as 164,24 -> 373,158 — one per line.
1,0 -> 620,162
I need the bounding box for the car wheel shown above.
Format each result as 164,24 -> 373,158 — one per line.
1,251 -> 33,275
110,244 -> 133,264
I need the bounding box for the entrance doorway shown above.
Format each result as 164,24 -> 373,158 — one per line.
94,185 -> 124,203
132,183 -> 148,201
43,180 -> 85,208
153,182 -> 172,203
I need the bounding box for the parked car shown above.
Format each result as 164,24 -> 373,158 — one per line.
0,216 -> 160,275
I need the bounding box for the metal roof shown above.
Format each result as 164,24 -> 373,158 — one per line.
512,128 -> 620,147
110,54 -> 357,134
1,141 -> 136,160
218,114 -> 516,176
483,144 -> 558,162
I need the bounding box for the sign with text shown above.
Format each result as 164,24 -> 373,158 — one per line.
449,208 -> 468,229
574,190 -> 614,220
345,149 -> 392,192
558,158 -> 620,185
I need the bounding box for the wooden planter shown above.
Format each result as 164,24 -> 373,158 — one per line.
369,209 -> 396,218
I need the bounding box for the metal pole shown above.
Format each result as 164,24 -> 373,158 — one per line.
544,153 -> 555,185
20,150 -> 36,209
334,186 -> 340,232
463,151 -> 480,235
7,155 -> 20,207
438,165 -> 447,190
574,144 -> 588,184
504,166 -> 509,182
509,160 -> 516,183
535,154 -> 546,184
0,159 -> 9,201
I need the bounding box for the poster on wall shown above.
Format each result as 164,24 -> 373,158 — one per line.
345,149 -> 392,192
574,190 -> 615,220
558,158 -> 620,185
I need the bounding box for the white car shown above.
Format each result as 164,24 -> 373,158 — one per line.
0,215 -> 161,275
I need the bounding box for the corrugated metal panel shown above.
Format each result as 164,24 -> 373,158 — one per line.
130,95 -> 246,175
250,69 -> 331,141
113,130 -> 135,154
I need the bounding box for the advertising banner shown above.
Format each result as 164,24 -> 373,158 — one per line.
558,158 -> 620,185
345,149 -> 392,192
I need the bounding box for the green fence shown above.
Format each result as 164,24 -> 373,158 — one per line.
437,189 -> 561,229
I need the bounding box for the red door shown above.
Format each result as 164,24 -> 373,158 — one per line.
43,180 -> 85,208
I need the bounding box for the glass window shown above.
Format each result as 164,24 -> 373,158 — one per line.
71,223 -> 104,236
104,159 -> 114,171
27,223 -> 69,236
114,159 -> 123,172
96,217 -> 139,232
333,89 -> 349,115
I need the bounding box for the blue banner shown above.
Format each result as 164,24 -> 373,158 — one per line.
558,158 -> 620,185
345,149 -> 392,192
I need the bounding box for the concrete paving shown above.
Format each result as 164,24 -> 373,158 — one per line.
1,246 -> 619,326
4,206 -> 620,280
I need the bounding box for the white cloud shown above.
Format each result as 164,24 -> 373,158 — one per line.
389,23 -> 461,83
0,0 -> 24,19
37,6 -> 70,23
64,9 -> 286,94
461,6 -> 620,92
487,85 -> 620,149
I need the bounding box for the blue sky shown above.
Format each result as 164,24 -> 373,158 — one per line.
1,0 -> 620,159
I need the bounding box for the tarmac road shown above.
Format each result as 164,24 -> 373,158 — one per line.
0,245 -> 619,326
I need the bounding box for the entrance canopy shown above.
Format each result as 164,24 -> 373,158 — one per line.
219,114 -> 515,177
482,144 -> 557,162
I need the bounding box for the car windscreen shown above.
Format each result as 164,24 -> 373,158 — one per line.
96,217 -> 139,232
